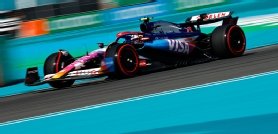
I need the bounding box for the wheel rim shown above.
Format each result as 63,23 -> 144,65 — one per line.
117,45 -> 139,76
227,26 -> 246,54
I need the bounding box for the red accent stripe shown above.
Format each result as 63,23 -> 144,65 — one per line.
139,60 -> 147,68
55,52 -> 62,73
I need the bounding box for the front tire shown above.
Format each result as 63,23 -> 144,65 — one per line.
106,43 -> 139,78
211,25 -> 246,58
44,51 -> 75,88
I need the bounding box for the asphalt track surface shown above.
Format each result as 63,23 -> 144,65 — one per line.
1,44 -> 278,123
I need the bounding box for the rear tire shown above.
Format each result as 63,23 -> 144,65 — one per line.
44,51 -> 75,88
106,43 -> 139,78
211,25 -> 246,58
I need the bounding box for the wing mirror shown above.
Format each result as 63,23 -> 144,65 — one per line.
98,43 -> 105,48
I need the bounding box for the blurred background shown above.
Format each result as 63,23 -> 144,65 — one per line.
0,0 -> 277,89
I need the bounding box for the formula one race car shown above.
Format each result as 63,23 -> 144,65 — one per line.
25,11 -> 246,88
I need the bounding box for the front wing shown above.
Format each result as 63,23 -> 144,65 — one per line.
24,67 -> 108,86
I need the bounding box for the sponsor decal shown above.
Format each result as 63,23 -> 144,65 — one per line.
190,12 -> 231,22
68,68 -> 101,76
74,62 -> 85,70
167,39 -> 189,54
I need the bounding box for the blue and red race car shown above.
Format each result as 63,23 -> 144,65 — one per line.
25,11 -> 246,88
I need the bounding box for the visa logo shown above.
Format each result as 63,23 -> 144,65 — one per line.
167,39 -> 189,54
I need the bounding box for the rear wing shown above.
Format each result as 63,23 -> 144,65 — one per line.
184,11 -> 238,26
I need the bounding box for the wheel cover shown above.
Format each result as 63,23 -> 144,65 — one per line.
117,45 -> 139,76
227,26 -> 246,54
